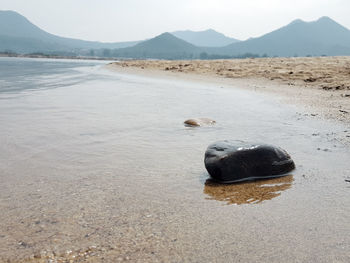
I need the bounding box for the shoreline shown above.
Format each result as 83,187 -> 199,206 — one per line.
106,57 -> 350,125
1,58 -> 350,262
0,53 -> 114,61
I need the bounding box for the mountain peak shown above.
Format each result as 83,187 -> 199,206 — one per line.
0,10 -> 19,15
114,31 -> 199,59
171,29 -> 239,47
134,32 -> 196,49
0,9 -> 48,39
289,17 -> 338,27
312,16 -> 348,31
157,32 -> 173,37
313,16 -> 341,26
317,16 -> 333,22
223,15 -> 350,57
289,19 -> 305,25
204,28 -> 216,33
0,10 -> 31,23
153,32 -> 180,41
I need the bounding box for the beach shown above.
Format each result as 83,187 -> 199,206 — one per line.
108,56 -> 350,125
0,57 -> 349,262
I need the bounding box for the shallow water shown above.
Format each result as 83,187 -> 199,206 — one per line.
0,57 -> 349,262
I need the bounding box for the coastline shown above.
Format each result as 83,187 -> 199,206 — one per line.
1,57 -> 350,262
0,53 -> 113,61
106,57 -> 350,125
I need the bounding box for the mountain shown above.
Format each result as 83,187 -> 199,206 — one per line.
113,32 -> 201,59
0,10 -> 139,54
171,29 -> 239,47
218,16 -> 350,57
2,10 -> 350,58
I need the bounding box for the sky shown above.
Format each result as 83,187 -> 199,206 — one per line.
1,0 -> 349,42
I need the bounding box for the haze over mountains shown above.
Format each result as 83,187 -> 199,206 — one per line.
218,16 -> 350,57
171,29 -> 239,47
113,33 -> 199,59
1,10 -> 350,59
0,10 -> 139,54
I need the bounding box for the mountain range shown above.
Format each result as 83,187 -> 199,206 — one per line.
0,10 -> 237,55
1,10 -> 350,58
0,10 -> 139,54
217,16 -> 350,57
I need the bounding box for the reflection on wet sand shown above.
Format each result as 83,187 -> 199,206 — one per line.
204,175 -> 294,205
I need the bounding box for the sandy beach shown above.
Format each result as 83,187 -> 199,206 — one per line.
1,57 -> 349,262
108,57 -> 350,125
2,0 -> 350,261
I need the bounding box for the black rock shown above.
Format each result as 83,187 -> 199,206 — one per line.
204,141 -> 295,183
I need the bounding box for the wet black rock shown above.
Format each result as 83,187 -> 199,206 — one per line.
204,141 -> 295,183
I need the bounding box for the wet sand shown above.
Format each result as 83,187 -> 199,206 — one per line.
108,56 -> 350,124
1,58 -> 350,262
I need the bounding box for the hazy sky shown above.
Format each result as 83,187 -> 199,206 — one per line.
1,0 -> 349,42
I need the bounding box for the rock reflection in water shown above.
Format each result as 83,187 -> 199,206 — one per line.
204,175 -> 294,205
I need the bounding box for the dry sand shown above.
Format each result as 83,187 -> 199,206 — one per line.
107,56 -> 350,124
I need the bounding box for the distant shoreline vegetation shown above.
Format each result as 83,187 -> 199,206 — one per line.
0,51 -> 329,60
0,51 -> 114,61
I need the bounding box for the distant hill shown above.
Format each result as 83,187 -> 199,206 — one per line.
0,10 -> 139,54
113,32 -> 201,59
171,29 -> 239,47
218,16 -> 350,57
101,17 -> 350,59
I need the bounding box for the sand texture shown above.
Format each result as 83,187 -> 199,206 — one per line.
1,57 -> 350,262
108,56 -> 350,124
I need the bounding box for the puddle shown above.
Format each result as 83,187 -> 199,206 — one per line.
204,175 -> 294,205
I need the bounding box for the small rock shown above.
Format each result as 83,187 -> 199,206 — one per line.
304,77 -> 317,83
18,241 -> 29,248
184,118 -> 216,127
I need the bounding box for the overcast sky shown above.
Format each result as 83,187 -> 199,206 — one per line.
1,0 -> 349,42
